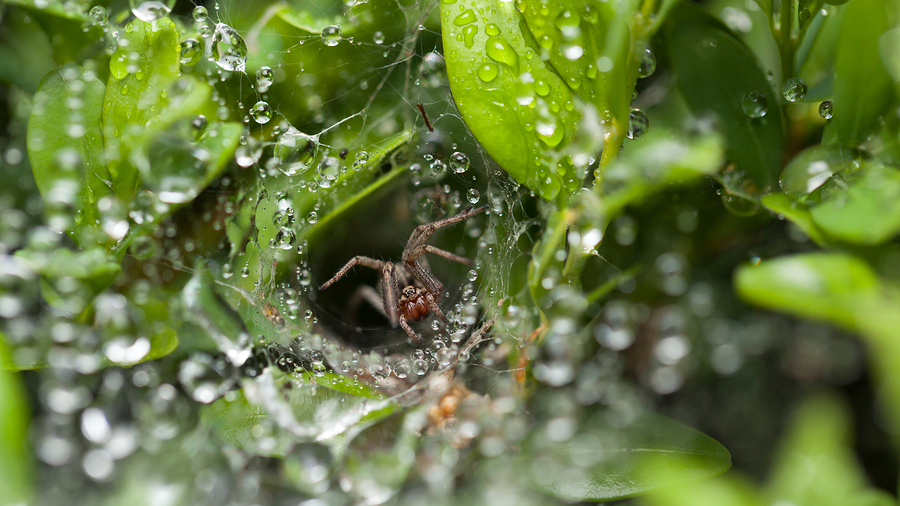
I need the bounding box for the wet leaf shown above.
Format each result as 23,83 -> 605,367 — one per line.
4,0 -> 105,63
339,408 -> 426,503
27,63 -> 111,243
759,193 -> 828,245
0,335 -> 32,503
735,252 -> 900,438
823,0 -> 894,147
103,17 -> 181,200
664,1 -> 784,194
808,162 -> 900,245
639,396 -> 895,506
522,413 -> 731,501
442,0 -> 594,203
203,370 -> 394,457
778,145 -> 859,198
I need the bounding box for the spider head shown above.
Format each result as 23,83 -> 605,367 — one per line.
399,285 -> 430,321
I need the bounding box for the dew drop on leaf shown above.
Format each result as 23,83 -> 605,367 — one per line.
638,48 -> 657,78
130,0 -> 171,22
179,39 -> 202,66
782,77 -> 807,102
626,108 -> 649,139
321,25 -> 342,46
477,63 -> 499,83
373,31 -> 385,44
256,66 -> 274,93
273,228 -> 297,249
449,151 -> 470,173
307,211 -> 319,224
249,101 -> 272,124
275,127 -> 317,176
89,6 -> 108,26
212,23 -> 248,72
192,5 -> 208,22
741,91 -> 768,118
819,100 -> 834,119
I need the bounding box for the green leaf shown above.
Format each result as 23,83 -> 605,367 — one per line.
759,193 -> 828,245
521,0 -> 635,126
777,144 -> 859,198
808,162 -> 900,245
639,396 -> 894,506
734,253 -> 880,332
339,408 -> 426,501
521,413 -> 731,501
103,17 -> 181,200
203,371 -> 393,457
442,0 -> 595,203
0,334 -> 33,504
823,0 -> 894,147
27,63 -> 111,242
664,1 -> 784,194
15,247 -> 121,314
3,0 -> 105,64
766,395 -> 894,506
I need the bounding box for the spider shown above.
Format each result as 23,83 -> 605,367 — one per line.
319,205 -> 487,345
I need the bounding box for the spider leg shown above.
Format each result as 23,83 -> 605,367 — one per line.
405,258 -> 444,299
406,244 -> 474,266
348,285 -> 386,318
425,291 -> 446,321
399,315 -> 423,345
403,205 -> 488,254
380,261 -> 401,328
319,256 -> 385,290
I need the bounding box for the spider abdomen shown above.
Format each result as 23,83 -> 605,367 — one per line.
399,286 -> 431,321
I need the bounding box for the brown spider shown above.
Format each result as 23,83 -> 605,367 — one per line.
319,205 -> 487,345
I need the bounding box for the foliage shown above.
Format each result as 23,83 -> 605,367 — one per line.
1,0 -> 899,504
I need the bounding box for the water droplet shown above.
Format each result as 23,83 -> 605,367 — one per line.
562,45 -> 584,60
273,228 -> 297,249
256,66 -> 274,93
317,156 -> 340,187
720,194 -> 760,216
250,101 -> 272,124
413,359 -> 428,375
485,23 -> 501,36
420,52 -> 446,87
449,151 -> 470,173
741,91 -> 768,118
275,127 -> 317,176
89,6 -> 108,26
393,360 -> 410,379
192,5 -> 208,22
782,77 -> 807,102
485,37 -> 519,74
191,115 -> 208,138
430,159 -> 446,176
467,269 -> 478,281
212,23 -> 248,72
307,211 -> 319,224
626,108 -> 649,139
477,63 -> 499,82
373,31 -> 385,44
180,38 -> 202,66
798,7 -> 811,21
321,25 -> 342,46
819,100 -> 834,119
454,9 -> 477,26
638,48 -> 656,78
466,188 -> 480,204
130,0 -> 171,22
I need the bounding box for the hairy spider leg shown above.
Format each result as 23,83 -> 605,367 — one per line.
403,205 -> 488,255
318,255 -> 386,290
380,261 -> 401,329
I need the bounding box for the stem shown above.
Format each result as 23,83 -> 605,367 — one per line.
779,0 -> 795,80
595,120 -> 626,188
